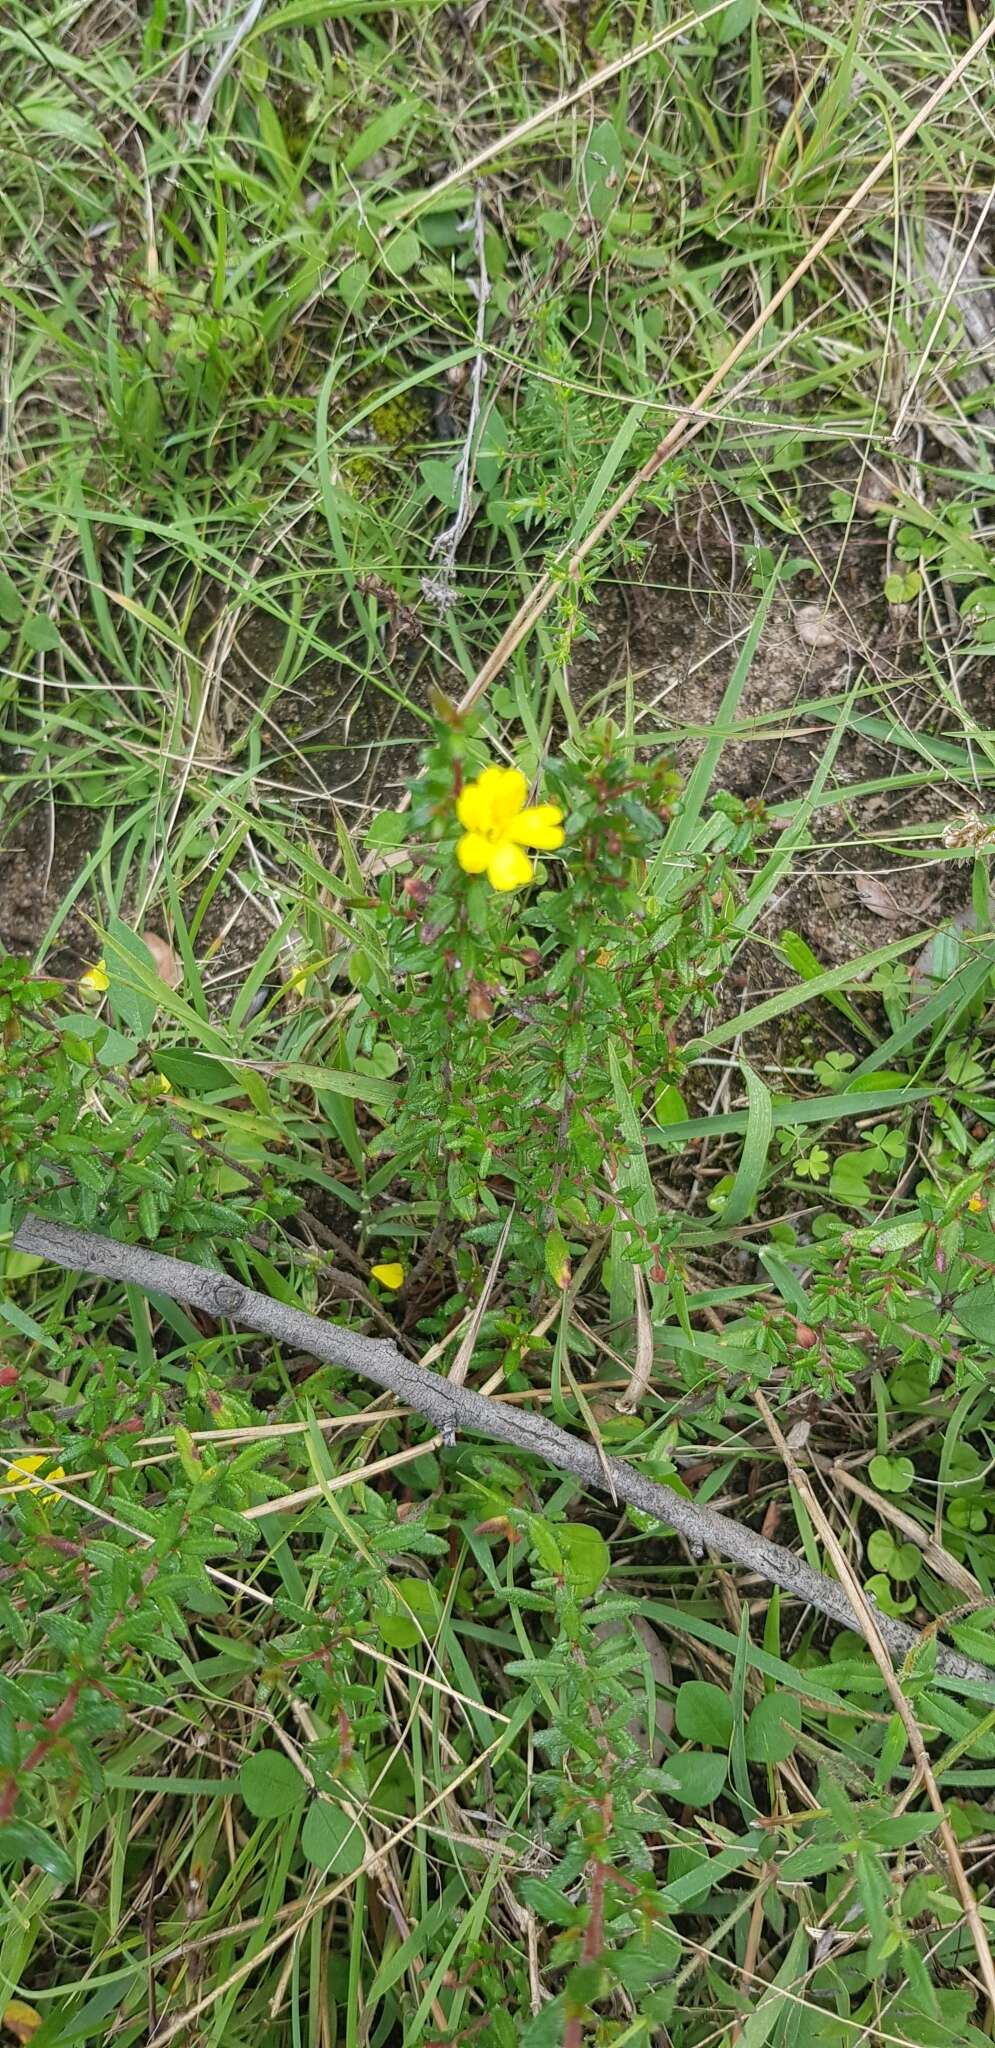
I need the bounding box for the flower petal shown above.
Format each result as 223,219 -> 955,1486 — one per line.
487,839 -> 534,892
371,1262 -> 405,1291
457,765 -> 528,835
487,766 -> 529,827
79,959 -> 109,993
457,831 -> 491,875
1,1456 -> 65,1498
506,804 -> 565,851
456,779 -> 488,834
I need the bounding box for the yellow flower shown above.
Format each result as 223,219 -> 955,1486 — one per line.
456,766 -> 564,893
371,1261 -> 405,1291
968,1192 -> 986,1213
79,959 -> 109,994
1,1455 -> 66,1499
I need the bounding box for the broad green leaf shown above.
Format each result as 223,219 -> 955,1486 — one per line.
869,1454 -> 914,1494
300,1798 -> 365,1873
867,1529 -> 895,1573
580,118 -> 624,224
239,1750 -> 307,1820
155,1048 -> 238,1094
104,920 -> 159,1038
675,1681 -> 733,1748
365,809 -> 409,849
544,1228 -> 571,1290
664,1749 -> 728,1804
520,1997 -> 566,2048
381,228 -> 421,274
611,1925 -> 680,1993
337,257 -> 369,314
557,1524 -> 610,1600
344,96 -> 419,172
379,1575 -> 440,1650
954,1282 -> 995,1350
744,1692 -> 801,1763
714,0 -> 757,43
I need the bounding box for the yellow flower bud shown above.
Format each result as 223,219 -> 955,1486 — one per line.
371,1262 -> 405,1291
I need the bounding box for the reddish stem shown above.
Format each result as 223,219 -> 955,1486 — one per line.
563,1857 -> 610,2048
0,1680 -> 81,1821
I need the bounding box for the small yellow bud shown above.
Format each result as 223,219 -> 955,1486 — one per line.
371,1262 -> 405,1291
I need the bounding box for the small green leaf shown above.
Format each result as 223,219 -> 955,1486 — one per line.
744,1692 -> 801,1764
884,569 -> 921,605
337,257 -> 369,314
104,921 -> 160,1039
867,1529 -> 896,1573
155,1049 -> 237,1094
611,1925 -> 680,1993
557,1524 -> 610,1600
420,457 -> 459,507
713,0 -> 756,44
868,1455 -> 915,1494
891,1542 -> 921,1578
865,1573 -> 915,1616
521,1996 -> 566,2047
654,1083 -> 686,1123
580,118 -> 624,224
544,1228 -> 571,1290
518,1878 -> 582,1925
529,1517 -> 564,1575
22,615 -> 61,652
238,1750 -> 307,1820
954,1282 -> 995,1350
664,1750 -> 728,1804
300,1798 -> 365,1874
674,1681 -> 733,1749
365,810 -> 409,849
0,572 -> 22,625
381,229 -> 421,274
378,1575 -> 440,1651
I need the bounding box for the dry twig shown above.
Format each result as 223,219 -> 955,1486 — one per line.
15,1214 -> 995,1689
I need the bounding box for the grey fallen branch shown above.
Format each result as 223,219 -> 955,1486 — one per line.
15,1213 -> 993,1690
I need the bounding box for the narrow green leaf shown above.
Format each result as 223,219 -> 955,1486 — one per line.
718,1062 -> 771,1226
687,930 -> 931,1054
0,1820 -> 74,1883
652,565 -> 779,886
